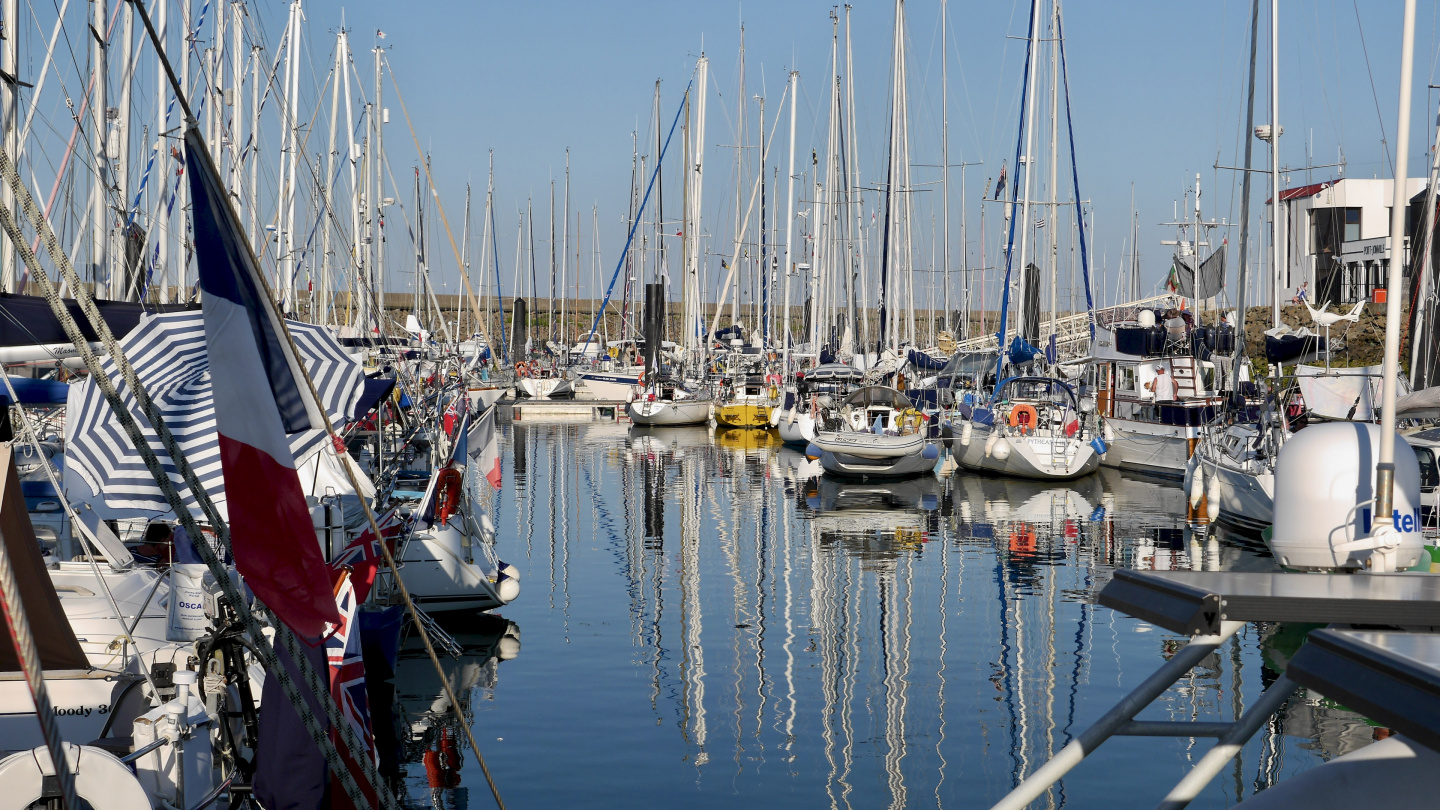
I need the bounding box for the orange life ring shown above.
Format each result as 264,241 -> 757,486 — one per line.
435,467 -> 463,525
1007,403 -> 1039,433
516,361 -> 532,378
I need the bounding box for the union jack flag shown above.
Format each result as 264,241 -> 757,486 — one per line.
326,572 -> 379,808
331,507 -> 406,603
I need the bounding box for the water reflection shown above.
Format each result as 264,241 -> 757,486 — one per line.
409,422 -> 1378,808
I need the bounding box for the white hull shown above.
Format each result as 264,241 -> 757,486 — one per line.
812,430 -> 927,459
575,370 -> 642,400
952,423 -> 1100,480
399,521 -> 519,613
467,386 -> 508,412
776,411 -> 817,446
1101,418 -> 1195,478
626,398 -> 712,426
816,447 -> 938,480
516,377 -> 575,399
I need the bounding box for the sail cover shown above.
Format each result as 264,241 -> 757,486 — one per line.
64,311 -> 363,520
1171,249 -> 1226,299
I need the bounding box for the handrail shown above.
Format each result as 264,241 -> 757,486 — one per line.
120,735 -> 169,764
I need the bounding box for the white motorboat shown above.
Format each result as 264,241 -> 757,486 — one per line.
775,363 -> 864,447
575,367 -> 643,400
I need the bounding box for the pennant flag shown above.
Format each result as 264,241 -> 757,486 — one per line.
184,128 -> 340,638
325,571 -> 379,809
993,162 -> 1008,199
330,507 -> 405,603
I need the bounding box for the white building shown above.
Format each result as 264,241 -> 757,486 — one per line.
1272,177 -> 1426,305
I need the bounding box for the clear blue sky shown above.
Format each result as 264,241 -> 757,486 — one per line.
275,0 -> 1440,312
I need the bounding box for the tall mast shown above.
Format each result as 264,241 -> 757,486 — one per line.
1374,0 -> 1420,538
322,28 -> 345,326
1015,0 -> 1042,344
0,0 -> 15,290
878,0 -> 905,351
1267,0 -> 1281,329
845,5 -> 868,351
782,67 -> 798,371
92,0 -> 109,293
278,0 -> 302,312
562,148 -> 570,344
1047,0 -> 1060,338
941,0 -> 950,335
374,39 -> 386,332
687,55 -> 709,359
731,24 -> 745,329
549,177 -> 556,343
461,184 -> 472,343
758,93 -> 767,346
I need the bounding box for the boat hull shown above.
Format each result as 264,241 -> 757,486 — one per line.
516,377 -> 574,399
952,424 -> 1101,480
715,403 -> 773,428
776,411 -> 817,446
626,398 -> 712,426
812,430 -> 926,459
399,522 -> 519,613
1206,460 -> 1276,534
575,370 -> 641,400
1101,418 -> 1195,478
816,446 -> 938,480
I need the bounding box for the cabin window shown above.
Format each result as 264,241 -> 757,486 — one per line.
1418,448 -> 1439,491
1120,366 -> 1136,392
1344,208 -> 1361,242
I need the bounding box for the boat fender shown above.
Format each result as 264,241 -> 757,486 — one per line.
992,436 -> 1012,461
0,744 -> 151,810
805,442 -> 823,461
960,422 -> 973,447
984,431 -> 998,458
496,576 -> 521,604
1183,455 -> 1197,494
922,443 -> 940,461
1103,422 -> 1115,442
1206,469 -> 1221,522
1189,464 -> 1205,509
436,467 -> 464,526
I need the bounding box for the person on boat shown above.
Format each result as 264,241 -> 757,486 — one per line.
1291,281 -> 1309,304
1147,365 -> 1179,403
131,521 -> 174,567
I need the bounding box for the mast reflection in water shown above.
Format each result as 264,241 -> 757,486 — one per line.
397,422 -> 1381,808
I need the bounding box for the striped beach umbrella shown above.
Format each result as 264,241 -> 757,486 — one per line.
64,311 -> 363,521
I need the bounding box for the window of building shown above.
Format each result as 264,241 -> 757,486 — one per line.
1344,208 -> 1361,241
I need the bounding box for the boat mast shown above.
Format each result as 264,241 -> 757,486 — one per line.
845,5 -> 868,352
782,66 -> 798,372
563,148 -> 570,346
92,0 -> 109,295
1267,0 -> 1281,329
1047,0 -> 1059,340
942,0 -> 951,337
0,0 -> 15,290
689,54 -> 709,363
1374,0 -> 1419,542
374,39 -> 386,333
1015,0 -> 1041,345
758,93 -> 767,347
732,25 -> 745,330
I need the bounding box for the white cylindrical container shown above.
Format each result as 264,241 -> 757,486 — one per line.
1270,422 -> 1427,571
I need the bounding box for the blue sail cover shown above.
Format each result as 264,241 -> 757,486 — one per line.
907,349 -> 950,372
1008,336 -> 1042,366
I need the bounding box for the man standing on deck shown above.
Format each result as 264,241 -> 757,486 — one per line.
1147,365 -> 1178,403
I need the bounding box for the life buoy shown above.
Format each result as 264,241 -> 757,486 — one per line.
0,744 -> 151,810
1007,404 -> 1039,433
516,361 -> 532,379
435,467 -> 463,525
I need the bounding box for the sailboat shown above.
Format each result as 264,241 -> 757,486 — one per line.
807,385 -> 939,479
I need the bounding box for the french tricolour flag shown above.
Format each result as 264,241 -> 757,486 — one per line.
451,403 -> 502,489
185,129 -> 340,638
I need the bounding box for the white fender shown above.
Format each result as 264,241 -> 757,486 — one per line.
1103,422 -> 1115,442
0,744 -> 150,810
960,422 -> 973,447
1189,463 -> 1205,509
984,431 -> 998,458
1206,469 -> 1222,522
992,436 -> 1012,461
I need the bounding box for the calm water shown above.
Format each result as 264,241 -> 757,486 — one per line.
399,420 -> 1378,809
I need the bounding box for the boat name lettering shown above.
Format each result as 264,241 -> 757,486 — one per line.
1360,507 -> 1422,534
54,705 -> 105,717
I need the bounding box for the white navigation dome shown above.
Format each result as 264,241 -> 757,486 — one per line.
1269,422 -> 1426,571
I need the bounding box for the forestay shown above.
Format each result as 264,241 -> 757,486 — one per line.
64,311 -> 363,520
